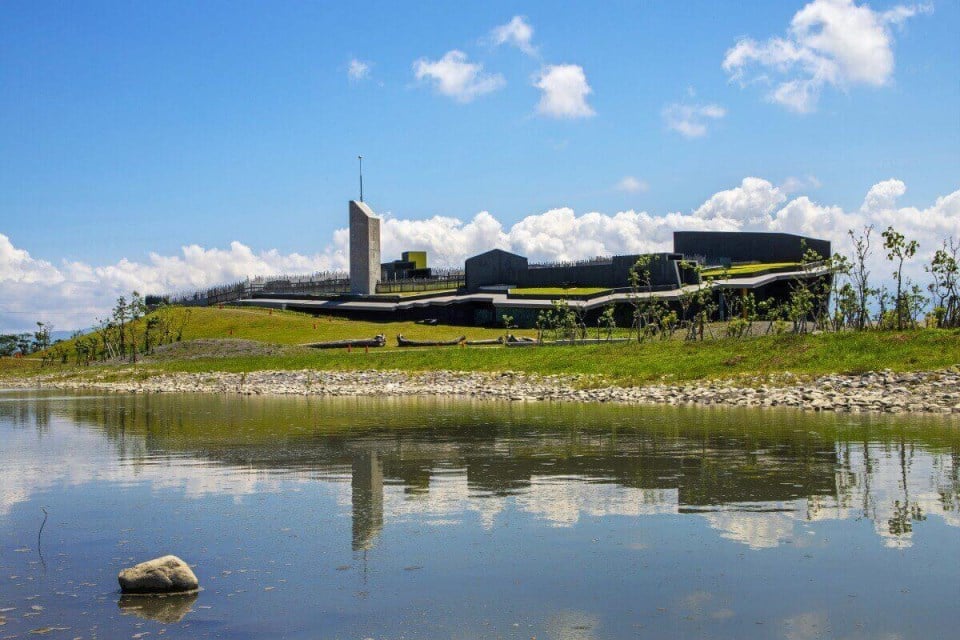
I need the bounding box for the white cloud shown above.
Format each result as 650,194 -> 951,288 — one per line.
0,235 -> 348,332
861,177 -> 907,212
693,176 -> 785,222
0,234 -> 63,284
490,15 -> 537,56
347,58 -> 370,81
723,0 -> 932,113
662,103 -> 726,138
780,175 -> 822,194
534,64 -> 595,119
2,178 -> 958,332
380,211 -> 509,267
413,50 -> 505,103
882,2 -> 933,26
616,176 -> 649,193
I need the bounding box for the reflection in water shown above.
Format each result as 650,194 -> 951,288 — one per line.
2,391 -> 959,639
0,391 -> 958,551
352,451 -> 384,551
118,592 -> 199,623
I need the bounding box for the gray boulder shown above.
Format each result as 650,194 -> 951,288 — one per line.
118,555 -> 199,594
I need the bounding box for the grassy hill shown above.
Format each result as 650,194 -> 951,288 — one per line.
158,306 -> 522,346
2,306 -> 959,385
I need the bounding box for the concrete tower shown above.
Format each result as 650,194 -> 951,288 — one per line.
349,200 -> 380,295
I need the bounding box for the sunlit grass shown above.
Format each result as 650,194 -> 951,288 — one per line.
6,305 -> 958,388
700,262 -> 802,277
509,287 -> 612,297
143,329 -> 958,384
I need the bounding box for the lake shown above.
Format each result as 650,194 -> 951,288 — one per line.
1,390 -> 959,639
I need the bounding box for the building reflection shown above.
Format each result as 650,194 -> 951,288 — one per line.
351,451 -> 383,551
17,393 -> 960,551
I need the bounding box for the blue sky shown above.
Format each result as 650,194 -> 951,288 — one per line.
1,0 -> 958,330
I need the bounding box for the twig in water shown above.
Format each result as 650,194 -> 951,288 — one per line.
38,507 -> 48,569
38,507 -> 48,548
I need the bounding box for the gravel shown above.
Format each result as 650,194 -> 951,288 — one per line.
8,366 -> 960,415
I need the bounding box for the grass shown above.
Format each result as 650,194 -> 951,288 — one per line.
366,289 -> 458,299
4,304 -> 957,388
158,306 -> 524,347
394,289 -> 457,298
509,287 -> 612,297
700,262 -> 802,278
140,329 -> 960,384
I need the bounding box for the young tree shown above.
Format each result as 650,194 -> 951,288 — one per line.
848,226 -> 876,330
629,255 -> 669,342
676,260 -> 700,338
881,226 -> 919,330
834,282 -> 859,331
689,273 -> 718,341
113,295 -> 128,358
0,334 -> 23,356
500,313 -> 514,342
926,237 -> 959,328
33,321 -> 52,352
550,299 -> 577,341
597,304 -> 616,340
126,291 -> 147,363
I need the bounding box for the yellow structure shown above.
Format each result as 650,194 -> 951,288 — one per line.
402,251 -> 427,270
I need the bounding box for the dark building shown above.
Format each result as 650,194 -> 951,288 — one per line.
674,231 -> 831,267
465,249 -> 687,293
381,251 -> 431,281
232,226 -> 834,328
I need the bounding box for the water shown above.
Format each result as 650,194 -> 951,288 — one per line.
1,390 -> 959,639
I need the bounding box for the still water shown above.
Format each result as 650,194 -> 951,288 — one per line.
1,390 -> 959,639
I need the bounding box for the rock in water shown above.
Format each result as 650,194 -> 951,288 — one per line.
118,555 -> 199,594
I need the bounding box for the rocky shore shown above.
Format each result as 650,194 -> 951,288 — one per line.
7,366 -> 960,415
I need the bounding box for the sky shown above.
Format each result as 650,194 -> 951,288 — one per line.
1,0 -> 958,331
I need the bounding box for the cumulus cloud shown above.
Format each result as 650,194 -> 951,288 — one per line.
2,178 -> 958,332
662,103 -> 726,138
0,234 -> 63,285
413,50 -> 505,102
723,0 -> 932,113
347,58 -> 371,81
0,236 -> 348,332
490,15 -> 537,56
380,211 -> 509,267
534,64 -> 595,119
616,176 -> 649,193
780,175 -> 822,194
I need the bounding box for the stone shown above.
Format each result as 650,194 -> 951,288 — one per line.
118,555 -> 199,595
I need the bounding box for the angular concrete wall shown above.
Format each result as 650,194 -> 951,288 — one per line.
349,200 -> 381,295
465,249 -> 529,292
464,249 -> 683,292
673,231 -> 831,265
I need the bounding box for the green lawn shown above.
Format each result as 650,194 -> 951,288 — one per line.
172,306 -> 520,346
394,289 -> 458,298
701,262 -> 802,278
17,306 -> 525,355
145,329 -> 960,383
509,287 -> 612,297
6,305 -> 957,388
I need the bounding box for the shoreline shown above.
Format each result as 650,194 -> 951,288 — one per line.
5,366 -> 960,415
